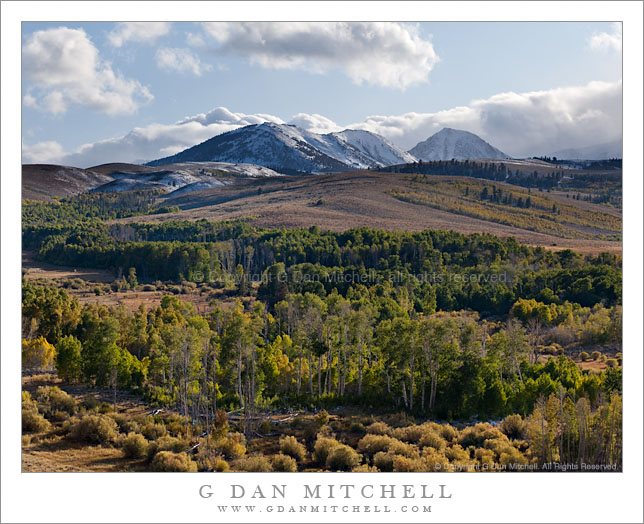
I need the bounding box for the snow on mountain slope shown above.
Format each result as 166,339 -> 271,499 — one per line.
89,162 -> 281,195
148,123 -> 349,173
161,162 -> 282,178
166,179 -> 232,197
549,139 -> 622,160
148,123 -> 415,173
323,129 -> 417,168
409,128 -> 509,161
90,179 -> 170,193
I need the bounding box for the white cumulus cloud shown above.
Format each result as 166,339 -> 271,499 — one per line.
588,22 -> 622,52
155,47 -> 209,76
22,140 -> 66,164
22,27 -> 153,115
107,22 -> 171,47
200,22 -> 439,90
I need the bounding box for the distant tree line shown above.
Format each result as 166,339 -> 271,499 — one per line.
23,218 -> 621,315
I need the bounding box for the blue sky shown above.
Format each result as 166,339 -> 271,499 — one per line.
21,22 -> 622,166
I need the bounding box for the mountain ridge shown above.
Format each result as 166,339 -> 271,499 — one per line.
147,122 -> 416,173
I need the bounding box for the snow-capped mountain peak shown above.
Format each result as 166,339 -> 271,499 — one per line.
148,123 -> 416,173
409,128 -> 509,161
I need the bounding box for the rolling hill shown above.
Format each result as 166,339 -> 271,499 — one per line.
112,171 -> 621,254
22,162 -> 282,200
22,164 -> 113,200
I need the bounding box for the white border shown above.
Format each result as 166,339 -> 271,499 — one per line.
2,3 -> 642,523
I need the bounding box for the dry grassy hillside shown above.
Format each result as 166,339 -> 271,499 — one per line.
22,164 -> 113,201
113,171 -> 621,254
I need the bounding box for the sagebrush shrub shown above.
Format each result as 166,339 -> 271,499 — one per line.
457,423 -> 504,448
439,424 -> 459,442
215,433 -> 246,460
141,422 -> 167,440
194,436 -> 230,471
352,464 -> 379,472
122,432 -> 148,458
445,444 -> 470,462
69,415 -> 118,444
498,446 -> 528,466
421,448 -> 450,471
97,402 -> 113,414
279,435 -> 306,462
393,425 -> 425,443
113,415 -> 141,434
271,454 -> 298,472
387,438 -> 420,458
35,386 -> 76,416
418,430 -> 446,451
474,447 -> 496,465
373,451 -> 395,472
149,435 -> 186,456
315,410 -> 330,426
165,414 -> 190,437
392,455 -> 426,472
150,451 -> 198,472
498,414 -> 527,440
213,457 -> 230,472
326,444 -> 361,471
357,434 -> 394,455
235,455 -> 272,472
482,436 -> 514,460
22,395 -> 50,433
313,436 -> 340,465
366,421 -> 392,436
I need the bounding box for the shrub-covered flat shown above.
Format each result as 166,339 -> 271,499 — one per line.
22,376 -> 621,472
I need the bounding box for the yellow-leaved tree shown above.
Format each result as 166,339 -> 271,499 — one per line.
22,336 -> 56,370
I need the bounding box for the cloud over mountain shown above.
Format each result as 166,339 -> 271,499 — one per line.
28,109 -> 285,168
22,80 -> 622,167
351,80 -> 622,156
